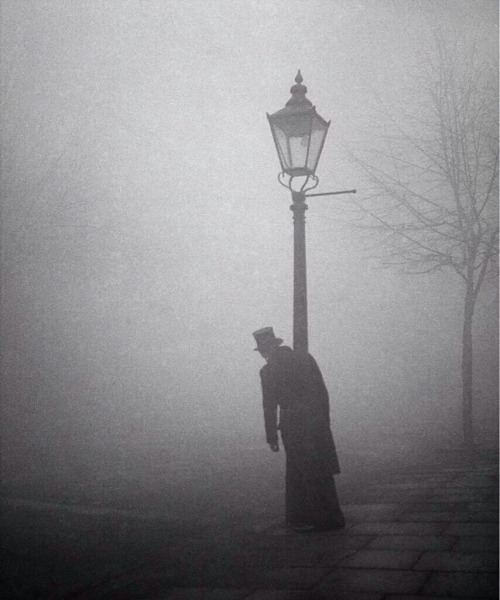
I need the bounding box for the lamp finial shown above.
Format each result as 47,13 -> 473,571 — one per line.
287,70 -> 311,107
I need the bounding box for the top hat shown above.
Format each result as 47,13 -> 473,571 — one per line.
252,327 -> 283,352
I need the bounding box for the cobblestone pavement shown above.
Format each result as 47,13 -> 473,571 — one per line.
1,448 -> 498,599
151,449 -> 498,600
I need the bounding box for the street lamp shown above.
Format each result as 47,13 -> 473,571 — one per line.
267,71 -> 356,353
268,70 -> 330,179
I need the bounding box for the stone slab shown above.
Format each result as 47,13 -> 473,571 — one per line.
427,493 -> 495,503
174,566 -> 331,590
261,523 -> 348,538
427,492 -> 474,500
273,543 -> 359,568
343,504 -> 401,522
437,478 -> 496,489
164,589 -> 250,600
414,551 -> 498,573
402,502 -> 468,512
467,503 -> 499,512
254,567 -> 331,589
453,535 -> 499,552
422,571 -> 499,598
297,534 -> 373,555
453,477 -> 497,488
244,590 -> 384,600
466,510 -> 498,522
408,474 -> 458,482
367,535 -> 456,551
349,522 -> 445,536
385,596 -> 487,600
440,467 -> 481,473
443,522 -> 497,536
360,494 -> 429,504
339,549 -> 421,569
316,568 -> 428,595
372,482 -> 436,490
397,512 -> 468,522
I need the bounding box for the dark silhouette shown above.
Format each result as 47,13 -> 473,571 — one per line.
253,327 -> 345,532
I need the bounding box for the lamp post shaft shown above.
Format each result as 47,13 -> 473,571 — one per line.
291,191 -> 308,353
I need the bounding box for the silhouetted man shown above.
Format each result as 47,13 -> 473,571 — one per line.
253,327 -> 345,532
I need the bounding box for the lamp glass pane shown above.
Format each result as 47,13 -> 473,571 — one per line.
272,124 -> 290,170
271,112 -> 312,172
306,115 -> 328,172
289,133 -> 310,170
277,113 -> 311,137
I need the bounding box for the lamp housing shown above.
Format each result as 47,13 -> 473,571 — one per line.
267,71 -> 330,178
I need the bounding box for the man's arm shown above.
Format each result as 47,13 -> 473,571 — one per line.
260,367 -> 280,452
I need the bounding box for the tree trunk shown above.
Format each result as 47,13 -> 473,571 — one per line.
461,281 -> 475,447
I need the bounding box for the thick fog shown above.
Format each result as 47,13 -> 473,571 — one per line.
1,1 -> 498,515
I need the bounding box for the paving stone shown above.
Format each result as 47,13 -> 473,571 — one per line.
175,565 -> 331,590
367,535 -> 456,551
467,502 -> 499,512
262,524 -> 351,538
465,509 -> 498,522
414,550 -> 498,573
483,494 -> 498,502
422,571 -> 499,598
293,529 -> 356,547
285,535 -> 372,567
255,567 -> 331,589
443,522 -> 497,536
425,495 -> 482,503
272,542 -> 358,568
164,589 -> 250,600
428,492 -> 495,503
359,495 -> 427,505
403,502 -> 468,512
446,483 -> 497,493
440,467 -> 477,473
310,593 -> 384,600
474,466 -> 498,474
244,590 -> 384,600
343,504 -> 401,522
372,482 -> 435,490
453,476 -> 497,488
453,535 -> 499,552
349,522 -> 445,536
316,568 -> 428,595
429,488 -> 487,502
298,534 -> 373,554
243,590 -> 325,600
262,524 -> 298,537
410,474 -> 458,482
339,549 -> 421,569
397,512 -> 468,522
385,596 -> 486,600
361,490 -> 426,498
440,478 -> 495,488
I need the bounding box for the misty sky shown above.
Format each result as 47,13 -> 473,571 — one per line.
1,0 -> 498,465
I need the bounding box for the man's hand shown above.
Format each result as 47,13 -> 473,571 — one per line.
269,442 -> 279,452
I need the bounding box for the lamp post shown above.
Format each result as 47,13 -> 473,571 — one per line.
267,71 -> 356,353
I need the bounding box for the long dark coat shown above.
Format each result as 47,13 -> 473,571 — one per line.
260,345 -> 340,478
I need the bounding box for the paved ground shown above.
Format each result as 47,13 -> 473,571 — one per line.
1,446 -> 498,599
146,447 -> 498,600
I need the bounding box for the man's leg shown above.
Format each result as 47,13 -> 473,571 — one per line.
305,475 -> 345,530
285,456 -> 312,527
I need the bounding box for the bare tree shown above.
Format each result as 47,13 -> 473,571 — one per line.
349,36 -> 498,447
